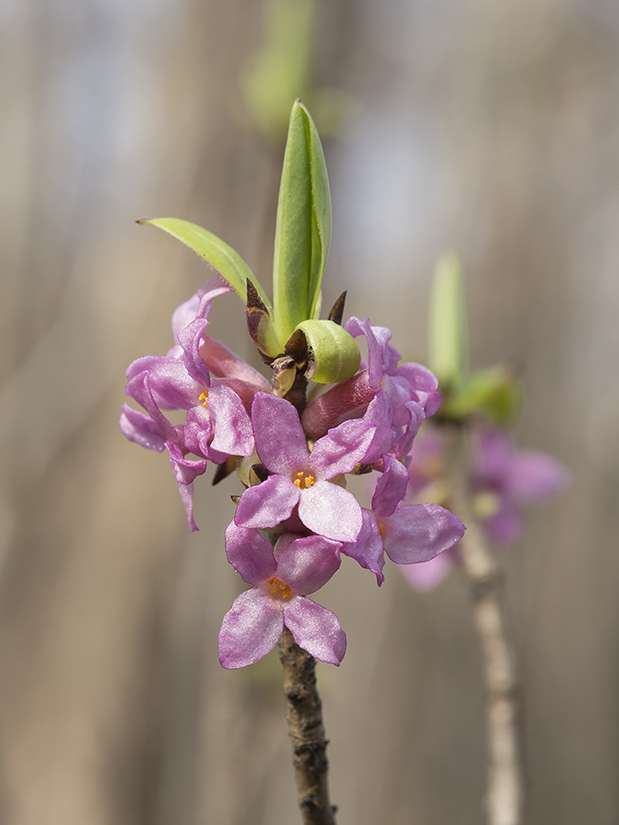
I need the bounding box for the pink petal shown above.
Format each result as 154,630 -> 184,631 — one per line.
165,441 -> 208,532
340,508 -> 385,584
251,393 -> 309,474
209,384 -> 255,456
506,452 -> 568,502
274,535 -> 341,595
124,370 -> 177,438
485,503 -> 522,544
394,401 -> 424,459
475,429 -> 513,479
171,275 -> 232,339
184,406 -> 227,464
360,391 -> 397,464
343,316 -> 382,390
234,475 -> 300,529
119,404 -> 167,452
384,503 -> 465,565
177,318 -> 211,386
394,362 -> 442,417
218,590 -> 284,669
310,418 -> 376,478
298,480 -> 362,542
200,334 -> 271,391
372,454 -> 409,518
399,550 -> 454,591
225,523 -> 276,585
283,598 -> 346,665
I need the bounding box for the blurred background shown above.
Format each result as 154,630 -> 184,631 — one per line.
1,0 -> 618,822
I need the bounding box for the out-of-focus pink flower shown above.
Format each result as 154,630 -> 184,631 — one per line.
401,427 -> 568,590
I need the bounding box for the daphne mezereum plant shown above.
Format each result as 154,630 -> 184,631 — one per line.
119,101 -> 466,823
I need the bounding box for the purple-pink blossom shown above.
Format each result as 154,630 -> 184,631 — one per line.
120,276 -> 268,530
121,280 -> 471,667
301,316 -> 439,464
342,454 -> 465,584
400,427 -> 568,591
234,393 -> 376,543
218,524 -> 346,668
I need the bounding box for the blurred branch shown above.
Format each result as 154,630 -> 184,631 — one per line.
445,424 -> 523,825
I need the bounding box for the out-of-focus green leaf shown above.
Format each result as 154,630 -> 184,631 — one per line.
139,217 -> 272,312
442,366 -> 521,424
272,101 -> 332,345
242,0 -> 314,139
428,253 -> 469,387
294,319 -> 360,384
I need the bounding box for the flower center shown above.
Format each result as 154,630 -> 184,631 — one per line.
267,576 -> 293,601
473,491 -> 501,521
199,389 -> 209,408
376,520 -> 385,537
293,470 -> 315,489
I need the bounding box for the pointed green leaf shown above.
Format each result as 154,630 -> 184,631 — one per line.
139,217 -> 272,313
272,100 -> 332,344
428,253 -> 469,387
294,319 -> 360,384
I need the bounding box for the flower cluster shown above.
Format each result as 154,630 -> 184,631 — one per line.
121,277 -> 466,668
400,427 -> 568,591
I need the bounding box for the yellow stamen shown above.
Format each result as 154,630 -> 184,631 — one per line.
199,389 -> 209,408
377,521 -> 385,537
267,576 -> 293,601
293,471 -> 315,489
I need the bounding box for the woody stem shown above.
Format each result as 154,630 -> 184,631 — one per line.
278,627 -> 337,825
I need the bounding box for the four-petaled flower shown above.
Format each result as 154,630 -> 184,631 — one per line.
218,524 -> 346,668
234,393 -> 376,543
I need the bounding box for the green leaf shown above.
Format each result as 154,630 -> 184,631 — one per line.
428,253 -> 469,387
242,0 -> 315,139
139,217 -> 272,313
272,100 -> 332,344
442,367 -> 521,424
294,319 -> 360,384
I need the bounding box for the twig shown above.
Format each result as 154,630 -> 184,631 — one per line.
278,627 -> 337,825
445,424 -> 524,825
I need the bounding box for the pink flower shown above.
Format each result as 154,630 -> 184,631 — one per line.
120,276 -> 269,530
218,524 -> 346,668
401,427 -> 568,590
343,454 -> 465,584
472,428 -> 569,543
234,393 -> 376,543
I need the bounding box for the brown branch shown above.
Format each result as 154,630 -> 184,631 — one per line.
445,424 -> 524,825
278,627 -> 337,825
